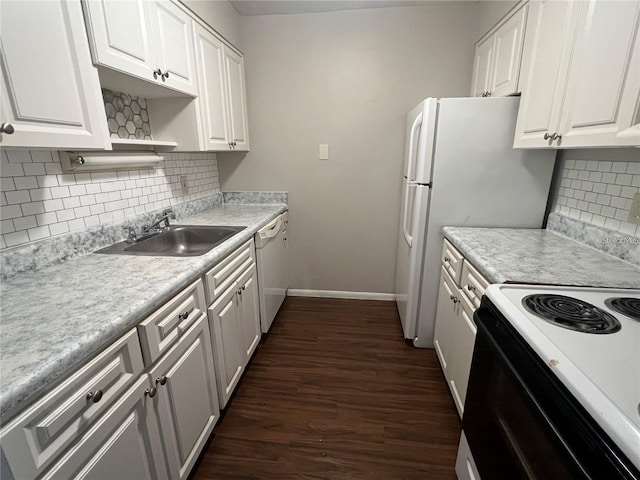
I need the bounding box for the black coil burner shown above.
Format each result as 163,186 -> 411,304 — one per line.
523,294 -> 621,334
604,297 -> 640,321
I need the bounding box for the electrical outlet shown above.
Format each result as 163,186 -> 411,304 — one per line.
319,144 -> 329,160
628,192 -> 640,226
180,175 -> 189,195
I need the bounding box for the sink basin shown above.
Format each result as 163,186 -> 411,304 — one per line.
96,225 -> 246,256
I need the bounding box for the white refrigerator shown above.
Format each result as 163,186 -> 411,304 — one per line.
394,97 -> 556,348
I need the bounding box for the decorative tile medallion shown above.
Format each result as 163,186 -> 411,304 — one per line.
102,89 -> 152,140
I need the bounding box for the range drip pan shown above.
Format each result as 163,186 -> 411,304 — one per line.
523,294 -> 621,334
605,297 -> 640,321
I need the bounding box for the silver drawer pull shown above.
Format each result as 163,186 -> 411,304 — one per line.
178,311 -> 189,321
444,256 -> 450,263
466,285 -> 476,292
156,376 -> 168,386
86,390 -> 103,403
144,387 -> 157,398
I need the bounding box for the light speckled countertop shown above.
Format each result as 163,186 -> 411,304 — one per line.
442,227 -> 640,288
0,204 -> 285,419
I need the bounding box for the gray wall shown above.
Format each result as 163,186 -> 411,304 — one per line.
180,0 -> 243,49
218,4 -> 482,293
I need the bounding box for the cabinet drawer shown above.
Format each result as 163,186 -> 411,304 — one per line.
442,239 -> 464,286
460,260 -> 490,309
204,239 -> 255,303
0,329 -> 144,479
137,279 -> 207,365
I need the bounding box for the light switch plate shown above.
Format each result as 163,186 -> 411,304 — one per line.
319,144 -> 329,160
629,192 -> 640,225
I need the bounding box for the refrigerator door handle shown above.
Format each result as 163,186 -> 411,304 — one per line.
405,112 -> 423,181
402,184 -> 414,247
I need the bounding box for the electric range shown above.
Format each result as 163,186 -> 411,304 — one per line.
461,284 -> 640,479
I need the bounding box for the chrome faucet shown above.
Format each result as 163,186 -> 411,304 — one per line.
123,226 -> 137,243
144,208 -> 176,234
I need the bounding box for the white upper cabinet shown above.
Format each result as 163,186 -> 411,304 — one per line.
515,0 -> 640,148
558,0 -> 640,147
490,6 -> 527,97
83,0 -> 197,96
471,3 -> 528,98
194,23 -> 250,151
224,48 -> 250,151
194,24 -> 231,150
149,0 -> 197,96
471,38 -> 494,97
81,0 -> 157,82
0,0 -> 109,149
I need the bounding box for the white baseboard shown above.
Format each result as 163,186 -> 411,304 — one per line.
287,289 -> 396,301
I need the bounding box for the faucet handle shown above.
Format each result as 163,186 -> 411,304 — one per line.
123,226 -> 137,243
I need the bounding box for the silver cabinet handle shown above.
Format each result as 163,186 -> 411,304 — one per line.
86,389 -> 103,403
443,256 -> 450,263
551,133 -> 562,141
544,132 -> 552,140
1,123 -> 15,134
466,285 -> 475,292
144,387 -> 157,398
156,376 -> 167,386
178,311 -> 189,321
162,71 -> 170,81
153,68 -> 162,80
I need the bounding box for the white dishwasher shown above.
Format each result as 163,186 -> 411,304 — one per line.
255,212 -> 289,333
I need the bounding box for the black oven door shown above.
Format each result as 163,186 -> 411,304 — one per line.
463,297 -> 639,480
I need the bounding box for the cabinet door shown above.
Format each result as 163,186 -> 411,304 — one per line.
208,283 -> 244,408
471,36 -> 494,97
41,376 -> 168,480
82,0 -> 157,84
513,0 -> 580,148
194,24 -> 231,151
150,0 -> 197,96
433,267 -> 458,380
237,266 -> 261,362
0,0 -> 109,149
149,314 -> 219,480
224,47 -> 250,150
448,296 -> 477,419
490,5 -> 527,97
558,0 -> 640,147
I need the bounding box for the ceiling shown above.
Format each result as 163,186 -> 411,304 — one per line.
229,1 -> 449,16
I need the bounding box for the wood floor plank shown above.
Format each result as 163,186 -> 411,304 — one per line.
191,297 -> 461,479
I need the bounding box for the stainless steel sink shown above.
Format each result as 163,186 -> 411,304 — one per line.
96,225 -> 246,256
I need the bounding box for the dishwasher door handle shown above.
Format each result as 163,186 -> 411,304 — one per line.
259,216 -> 283,241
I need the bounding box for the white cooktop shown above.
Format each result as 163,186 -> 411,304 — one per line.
485,284 -> 640,471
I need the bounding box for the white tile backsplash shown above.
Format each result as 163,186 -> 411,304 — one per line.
552,152 -> 639,236
0,150 -> 220,249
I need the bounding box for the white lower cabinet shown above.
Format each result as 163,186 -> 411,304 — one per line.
209,283 -> 244,408
205,239 -> 261,408
433,266 -> 457,376
237,265 -> 261,362
40,376 -> 168,480
148,313 -> 219,480
433,240 -> 488,419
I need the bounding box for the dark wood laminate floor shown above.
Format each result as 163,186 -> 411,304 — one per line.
192,297 -> 461,480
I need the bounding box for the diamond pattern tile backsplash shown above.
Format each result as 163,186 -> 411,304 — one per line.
102,89 -> 152,140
